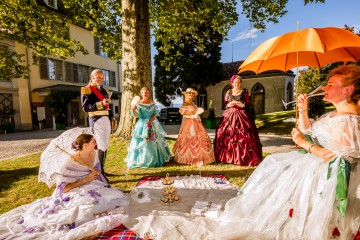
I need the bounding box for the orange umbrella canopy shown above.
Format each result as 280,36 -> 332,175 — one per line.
239,27 -> 360,74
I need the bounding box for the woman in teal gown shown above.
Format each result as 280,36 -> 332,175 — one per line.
125,87 -> 172,168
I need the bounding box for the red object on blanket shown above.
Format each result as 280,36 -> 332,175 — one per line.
354,230 -> 360,240
95,224 -> 153,240
96,174 -> 228,240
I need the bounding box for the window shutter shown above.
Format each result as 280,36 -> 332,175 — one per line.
94,36 -> 100,55
73,63 -> 78,83
65,26 -> 70,39
39,57 -> 49,79
65,61 -> 72,82
110,71 -> 116,87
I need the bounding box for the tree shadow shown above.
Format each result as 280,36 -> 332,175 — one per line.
0,167 -> 38,192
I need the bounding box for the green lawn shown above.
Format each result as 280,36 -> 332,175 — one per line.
0,109 -> 298,214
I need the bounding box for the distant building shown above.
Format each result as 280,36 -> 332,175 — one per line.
194,61 -> 295,118
0,1 -> 122,132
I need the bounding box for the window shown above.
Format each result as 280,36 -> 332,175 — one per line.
0,93 -> 14,126
222,85 -> 232,109
44,0 -> 58,9
39,57 -> 63,80
65,62 -> 78,82
48,58 -> 63,80
78,65 -> 90,83
94,37 -> 109,57
115,106 -> 119,114
286,82 -> 293,104
103,70 -> 110,87
197,88 -> 208,110
251,83 -> 265,115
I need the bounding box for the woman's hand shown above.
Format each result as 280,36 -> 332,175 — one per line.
227,101 -> 245,108
132,105 -> 137,111
151,114 -> 156,121
84,170 -> 100,183
179,108 -> 187,115
320,149 -> 336,162
291,128 -> 307,146
297,94 -> 308,112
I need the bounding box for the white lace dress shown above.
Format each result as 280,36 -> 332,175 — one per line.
0,157 -> 129,240
214,112 -> 360,239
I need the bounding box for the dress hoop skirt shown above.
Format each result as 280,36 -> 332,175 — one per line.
173,114 -> 215,165
214,105 -> 262,166
125,103 -> 172,168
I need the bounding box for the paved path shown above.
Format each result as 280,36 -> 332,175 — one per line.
0,124 -> 296,161
162,124 -> 297,154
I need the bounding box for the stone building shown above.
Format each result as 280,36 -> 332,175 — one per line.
196,61 -> 295,118
0,1 -> 122,132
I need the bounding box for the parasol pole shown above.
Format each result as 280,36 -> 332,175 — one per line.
55,145 -> 96,172
295,21 -> 300,127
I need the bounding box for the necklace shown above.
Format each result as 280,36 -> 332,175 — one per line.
232,88 -> 243,95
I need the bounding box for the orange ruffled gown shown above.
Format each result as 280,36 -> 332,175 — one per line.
173,104 -> 215,165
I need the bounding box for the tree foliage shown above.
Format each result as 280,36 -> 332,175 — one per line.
240,0 -> 325,31
151,0 -> 237,70
0,0 -> 87,62
152,0 -> 237,106
0,47 -> 29,80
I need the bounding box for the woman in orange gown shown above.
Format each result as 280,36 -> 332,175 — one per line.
173,88 -> 215,166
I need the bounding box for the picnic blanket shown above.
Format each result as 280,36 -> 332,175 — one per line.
94,174 -> 233,240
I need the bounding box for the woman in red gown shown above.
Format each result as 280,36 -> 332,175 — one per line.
214,75 -> 262,166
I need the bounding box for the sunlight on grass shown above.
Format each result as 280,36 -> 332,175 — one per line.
0,108 -> 307,214
0,138 -> 257,214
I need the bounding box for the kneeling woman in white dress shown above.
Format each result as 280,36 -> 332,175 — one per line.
215,65 -> 360,239
0,133 -> 129,240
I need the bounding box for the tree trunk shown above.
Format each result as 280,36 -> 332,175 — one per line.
114,0 -> 152,138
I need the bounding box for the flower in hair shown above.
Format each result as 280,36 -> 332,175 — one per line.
230,75 -> 238,84
72,141 -> 80,149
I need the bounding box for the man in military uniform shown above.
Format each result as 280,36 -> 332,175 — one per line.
81,69 -> 114,183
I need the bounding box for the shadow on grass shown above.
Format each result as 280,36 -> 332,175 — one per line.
0,167 -> 38,192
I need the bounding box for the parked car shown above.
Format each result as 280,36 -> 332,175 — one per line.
159,107 -> 181,124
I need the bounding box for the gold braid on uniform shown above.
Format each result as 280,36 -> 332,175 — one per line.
81,87 -> 91,95
96,101 -> 104,110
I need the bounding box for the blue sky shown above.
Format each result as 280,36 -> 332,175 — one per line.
221,0 -> 360,63
153,0 -> 360,106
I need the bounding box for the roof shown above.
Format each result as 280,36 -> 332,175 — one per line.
32,84 -> 120,94
223,61 -> 295,80
33,84 -> 82,92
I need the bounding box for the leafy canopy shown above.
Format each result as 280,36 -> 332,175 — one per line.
152,1 -> 238,106
240,0 -> 325,31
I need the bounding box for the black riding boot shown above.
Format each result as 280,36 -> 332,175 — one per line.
98,149 -> 110,184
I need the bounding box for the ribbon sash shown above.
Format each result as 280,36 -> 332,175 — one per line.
89,85 -> 109,109
327,157 -> 351,217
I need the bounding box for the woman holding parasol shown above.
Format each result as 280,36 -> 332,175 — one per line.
213,64 -> 360,239
0,132 -> 129,240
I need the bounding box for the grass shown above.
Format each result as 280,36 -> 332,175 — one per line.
0,138 -> 258,214
0,109 -> 300,214
255,109 -> 296,135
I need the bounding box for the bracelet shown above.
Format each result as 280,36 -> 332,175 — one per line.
308,143 -> 315,153
299,108 -> 308,113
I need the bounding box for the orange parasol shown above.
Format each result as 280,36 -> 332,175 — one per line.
238,26 -> 360,125
239,27 -> 360,74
